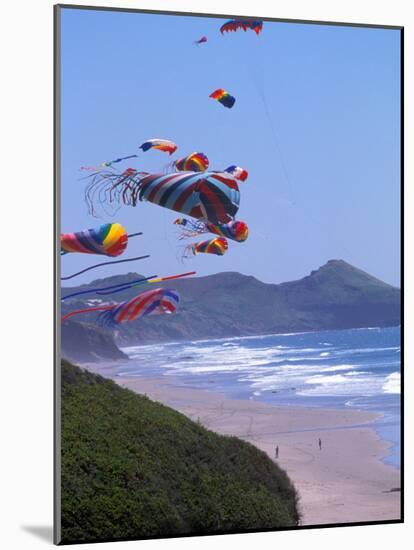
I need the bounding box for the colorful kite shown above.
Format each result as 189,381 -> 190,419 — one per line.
85,170 -> 241,225
209,89 -> 236,109
61,288 -> 180,326
60,223 -> 134,257
174,152 -> 209,172
184,237 -> 228,258
174,218 -> 249,243
139,139 -> 177,155
224,165 -> 249,182
220,19 -> 263,35
194,36 -> 207,45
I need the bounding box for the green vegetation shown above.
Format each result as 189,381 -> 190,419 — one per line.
61,361 -> 299,543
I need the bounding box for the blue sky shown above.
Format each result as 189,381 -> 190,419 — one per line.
60,8 -> 401,287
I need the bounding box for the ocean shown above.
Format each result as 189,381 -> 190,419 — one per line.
118,326 -> 401,468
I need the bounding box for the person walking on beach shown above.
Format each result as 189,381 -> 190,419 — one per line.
275,445 -> 279,459
318,437 -> 322,451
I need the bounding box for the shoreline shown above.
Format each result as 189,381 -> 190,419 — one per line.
85,363 -> 401,526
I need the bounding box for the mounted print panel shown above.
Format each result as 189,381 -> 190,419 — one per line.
54,4 -> 402,545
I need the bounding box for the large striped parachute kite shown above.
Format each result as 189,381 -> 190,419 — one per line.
139,138 -> 177,155
62,288 -> 180,327
174,218 -> 249,243
174,152 -> 209,172
220,19 -> 263,35
60,223 -> 129,257
85,170 -> 241,225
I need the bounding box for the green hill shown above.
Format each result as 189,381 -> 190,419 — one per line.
60,361 -> 299,543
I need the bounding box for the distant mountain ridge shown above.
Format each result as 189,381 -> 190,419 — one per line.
61,260 -> 400,361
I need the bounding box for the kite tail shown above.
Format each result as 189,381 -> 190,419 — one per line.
61,274 -> 156,301
181,243 -> 197,261
173,218 -> 208,240
98,271 -> 197,295
62,304 -> 113,322
61,254 -> 150,281
84,169 -> 147,216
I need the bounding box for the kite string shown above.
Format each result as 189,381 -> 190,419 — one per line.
250,38 -> 354,260
246,38 -> 296,205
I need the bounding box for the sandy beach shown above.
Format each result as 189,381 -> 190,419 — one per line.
86,362 -> 401,526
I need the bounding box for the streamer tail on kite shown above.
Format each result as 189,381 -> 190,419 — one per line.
61,254 -> 150,281
174,218 -> 248,242
61,275 -> 157,301
84,168 -> 143,217
80,154 -> 138,172
62,271 -> 196,300
99,271 -> 196,296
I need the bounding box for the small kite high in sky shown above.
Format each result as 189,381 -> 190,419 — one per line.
220,19 -> 263,35
209,89 -> 236,109
194,36 -> 207,45
61,287 -> 180,326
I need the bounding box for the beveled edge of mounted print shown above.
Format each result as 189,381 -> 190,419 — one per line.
54,4 -> 403,545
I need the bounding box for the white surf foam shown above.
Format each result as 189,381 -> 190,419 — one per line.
383,372 -> 401,394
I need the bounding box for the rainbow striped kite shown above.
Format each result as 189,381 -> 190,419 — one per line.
209,89 -> 236,109
174,152 -> 209,172
60,223 -> 128,257
188,237 -> 228,257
